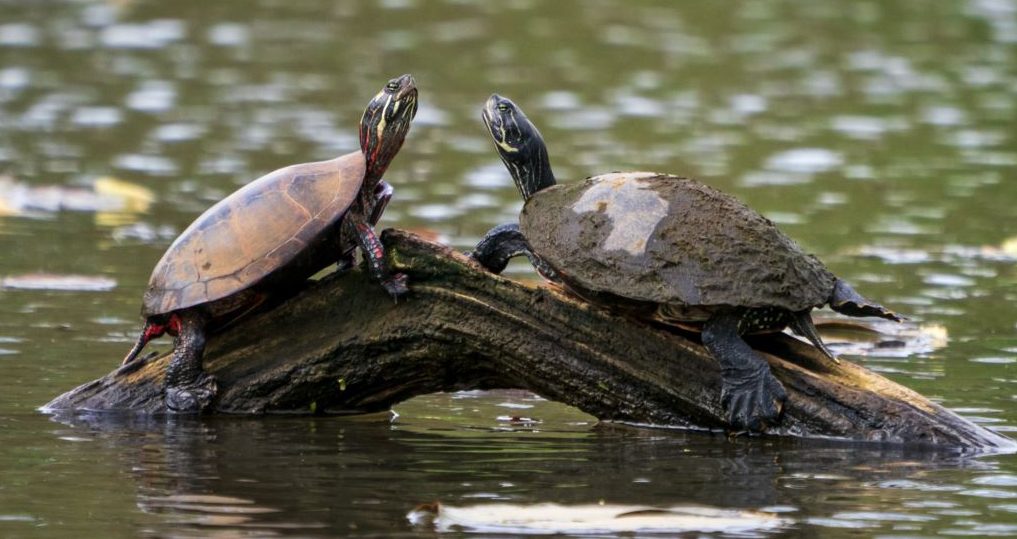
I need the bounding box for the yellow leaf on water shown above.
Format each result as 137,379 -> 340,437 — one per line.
94,176 -> 155,213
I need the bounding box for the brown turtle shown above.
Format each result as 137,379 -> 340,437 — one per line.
470,95 -> 902,432
120,74 -> 419,413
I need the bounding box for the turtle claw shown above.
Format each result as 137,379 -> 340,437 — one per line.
382,273 -> 409,302
721,369 -> 787,433
165,373 -> 218,414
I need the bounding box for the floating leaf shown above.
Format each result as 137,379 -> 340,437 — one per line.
408,502 -> 790,535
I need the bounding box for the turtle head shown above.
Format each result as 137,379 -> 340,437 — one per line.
482,94 -> 556,201
360,74 -> 418,180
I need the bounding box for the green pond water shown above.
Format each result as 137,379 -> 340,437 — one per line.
1,0 -> 1016,536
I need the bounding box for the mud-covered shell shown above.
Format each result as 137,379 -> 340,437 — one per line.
519,172 -> 836,312
142,152 -> 366,316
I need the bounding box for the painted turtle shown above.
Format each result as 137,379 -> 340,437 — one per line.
121,74 -> 419,413
470,95 -> 902,432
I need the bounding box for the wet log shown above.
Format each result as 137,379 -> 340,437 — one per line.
44,230 -> 1015,452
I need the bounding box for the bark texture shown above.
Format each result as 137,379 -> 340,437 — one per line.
44,230 -> 1015,452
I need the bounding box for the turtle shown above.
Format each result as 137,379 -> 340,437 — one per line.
469,94 -> 902,432
119,74 -> 419,413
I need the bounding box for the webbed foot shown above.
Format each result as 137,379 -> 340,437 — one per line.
703,309 -> 788,433
720,365 -> 787,432
165,372 -> 217,413
382,273 -> 409,301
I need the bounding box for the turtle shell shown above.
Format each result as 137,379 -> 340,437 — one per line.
142,151 -> 367,316
519,172 -> 836,313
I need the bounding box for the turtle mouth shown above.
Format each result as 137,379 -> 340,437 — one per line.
483,94 -> 508,120
394,75 -> 418,121
481,94 -> 509,135
393,74 -> 417,100
481,107 -> 493,133
483,94 -> 526,153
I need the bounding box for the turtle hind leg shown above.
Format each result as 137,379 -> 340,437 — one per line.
830,280 -> 904,322
468,223 -> 532,274
789,310 -> 839,364
702,310 -> 788,433
164,310 -> 217,414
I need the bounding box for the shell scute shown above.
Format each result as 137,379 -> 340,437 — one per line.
142,151 -> 366,315
520,172 -> 836,312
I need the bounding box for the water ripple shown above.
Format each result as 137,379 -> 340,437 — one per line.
764,148 -> 844,174
0,23 -> 40,47
100,20 -> 186,49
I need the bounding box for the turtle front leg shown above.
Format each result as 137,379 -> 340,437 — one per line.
164,309 -> 217,413
702,310 -> 787,432
345,211 -> 408,300
469,223 -> 531,273
468,223 -> 560,279
335,180 -> 394,273
368,180 -> 394,227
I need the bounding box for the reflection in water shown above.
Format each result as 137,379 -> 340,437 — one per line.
41,392 -> 1008,538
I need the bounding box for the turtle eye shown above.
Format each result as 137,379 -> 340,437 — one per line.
386,80 -> 401,92
497,103 -> 510,112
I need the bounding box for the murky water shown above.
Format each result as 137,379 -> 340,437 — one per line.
1,0 -> 1016,536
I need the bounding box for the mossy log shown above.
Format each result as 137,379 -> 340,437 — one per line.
44,230 -> 1015,452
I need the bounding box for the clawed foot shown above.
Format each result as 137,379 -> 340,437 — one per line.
165,372 -> 218,413
382,273 -> 409,302
721,368 -> 787,433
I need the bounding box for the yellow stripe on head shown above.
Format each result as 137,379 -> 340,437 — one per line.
496,121 -> 518,153
376,94 -> 391,141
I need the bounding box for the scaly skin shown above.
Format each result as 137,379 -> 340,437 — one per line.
702,309 -> 787,432
348,210 -> 408,299
470,222 -> 561,283
471,94 -> 901,433
122,76 -> 418,413
163,310 -> 216,413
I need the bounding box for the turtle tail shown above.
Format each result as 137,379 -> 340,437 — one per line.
121,320 -> 161,365
789,310 -> 839,364
829,280 -> 904,322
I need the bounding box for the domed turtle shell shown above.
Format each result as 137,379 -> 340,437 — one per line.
142,151 -> 366,316
519,172 -> 836,313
